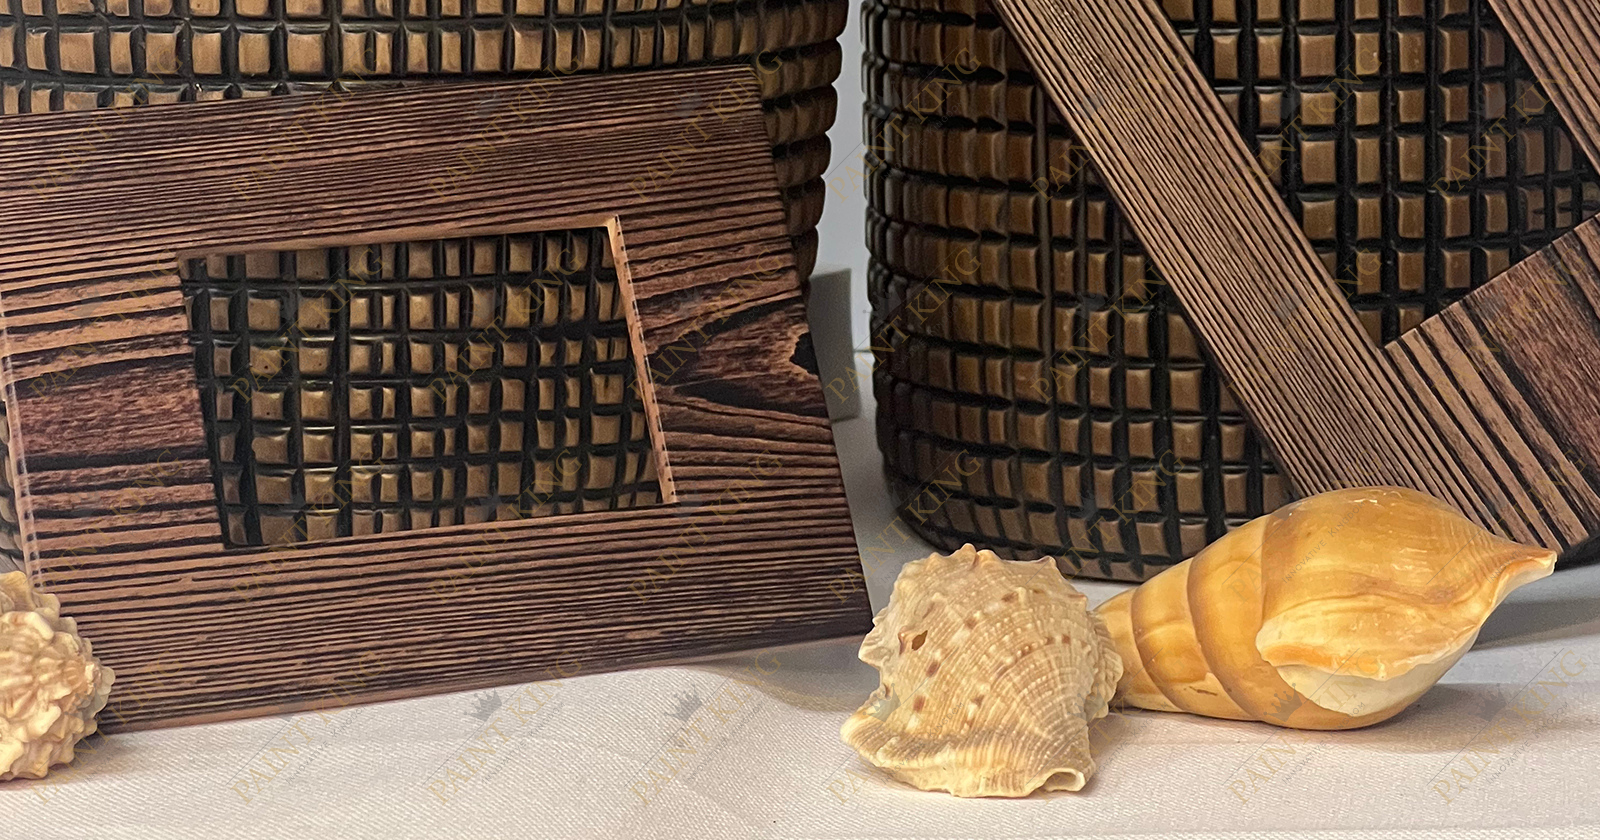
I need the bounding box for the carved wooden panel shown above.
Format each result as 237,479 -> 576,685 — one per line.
0,66 -> 871,730
1485,0 -> 1600,170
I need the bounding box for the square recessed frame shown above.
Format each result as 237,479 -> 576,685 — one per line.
181,226 -> 668,549
0,67 -> 871,729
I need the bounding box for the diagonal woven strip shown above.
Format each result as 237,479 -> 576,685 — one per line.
1485,0 -> 1600,168
987,0 -> 1600,552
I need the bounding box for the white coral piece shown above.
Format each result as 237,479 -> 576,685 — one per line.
1,571 -> 114,781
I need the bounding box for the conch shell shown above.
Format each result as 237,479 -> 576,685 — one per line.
1,571 -> 115,781
841,545 -> 1122,797
1096,486 -> 1555,729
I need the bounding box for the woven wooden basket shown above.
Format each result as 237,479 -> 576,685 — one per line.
866,0 -> 1600,581
0,0 -> 846,565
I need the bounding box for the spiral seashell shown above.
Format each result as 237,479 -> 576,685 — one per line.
841,545 -> 1122,797
1095,487 -> 1555,729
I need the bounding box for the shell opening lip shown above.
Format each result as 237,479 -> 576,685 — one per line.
1044,768 -> 1087,793
1256,545 -> 1558,680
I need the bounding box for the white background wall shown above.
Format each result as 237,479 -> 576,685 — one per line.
813,9 -> 873,351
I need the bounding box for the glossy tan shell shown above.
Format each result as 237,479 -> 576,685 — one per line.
841,545 -> 1122,797
1,572 -> 115,781
1096,487 -> 1556,730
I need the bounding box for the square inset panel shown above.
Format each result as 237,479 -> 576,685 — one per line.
182,226 -> 663,547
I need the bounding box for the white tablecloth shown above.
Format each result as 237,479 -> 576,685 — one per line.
5,357 -> 1598,839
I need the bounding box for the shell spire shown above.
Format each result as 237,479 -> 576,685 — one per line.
1095,487 -> 1556,729
841,545 -> 1122,797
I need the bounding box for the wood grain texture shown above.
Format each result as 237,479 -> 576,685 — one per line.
862,0 -> 1600,580
983,0 -> 1498,523
1389,224 -> 1600,541
0,0 -> 852,278
0,67 -> 871,729
986,0 -> 1600,550
1485,0 -> 1600,170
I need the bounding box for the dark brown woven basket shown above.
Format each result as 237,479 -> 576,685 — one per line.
866,0 -> 1600,581
0,0 -> 847,562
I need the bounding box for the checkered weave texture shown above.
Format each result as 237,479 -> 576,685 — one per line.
866,0 -> 1600,581
181,228 -> 660,547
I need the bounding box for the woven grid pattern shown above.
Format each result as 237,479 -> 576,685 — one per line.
1176,0 -> 1600,335
865,0 -> 1600,581
0,0 -> 824,101
182,227 -> 660,548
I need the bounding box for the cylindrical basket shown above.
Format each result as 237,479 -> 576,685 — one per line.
865,0 -> 1600,581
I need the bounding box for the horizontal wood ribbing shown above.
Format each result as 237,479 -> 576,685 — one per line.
0,78 -> 772,224
0,278 -> 184,328
90,608 -> 852,702
24,468 -> 851,565
84,614 -> 858,702
2,157 -> 787,278
71,566 -> 861,654
2,307 -> 190,365
0,147 -> 780,304
79,535 -> 863,729
93,615 -> 866,731
3,335 -> 194,385
0,70 -> 750,176
18,458 -> 215,494
0,215 -> 797,345
0,161 -> 788,286
0,214 -> 799,383
36,504 -> 854,591
27,480 -> 853,573
97,616 -> 865,732
10,358 -> 207,461
984,0 -> 1491,527
1486,0 -> 1600,170
32,477 -> 850,560
65,542 -> 861,639
64,549 -> 861,649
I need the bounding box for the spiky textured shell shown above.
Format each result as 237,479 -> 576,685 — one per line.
841,545 -> 1122,797
1,571 -> 115,781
